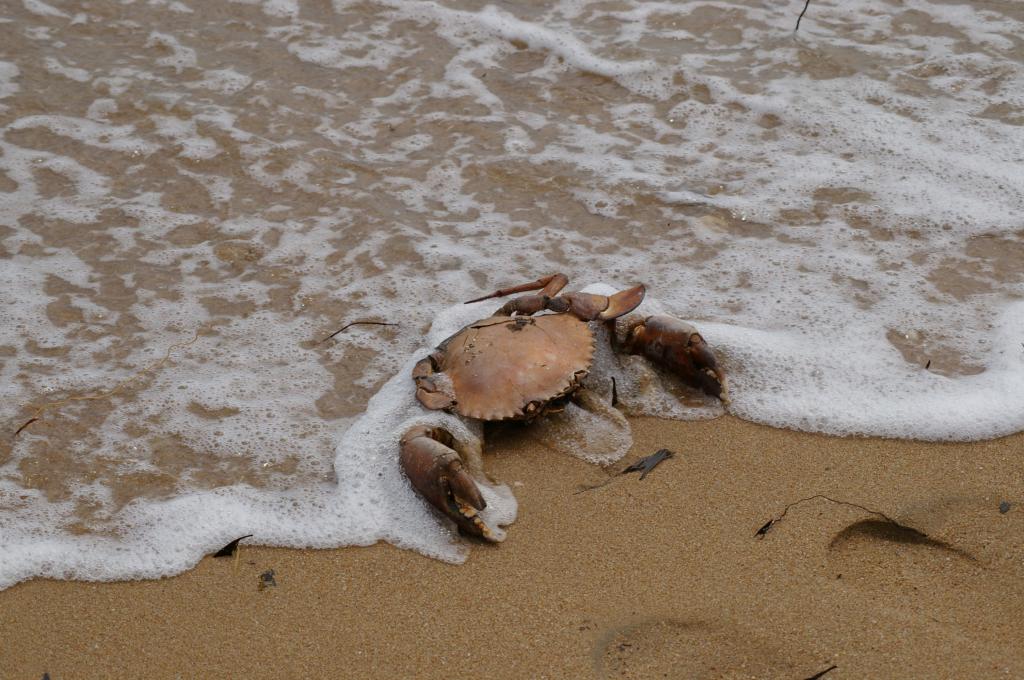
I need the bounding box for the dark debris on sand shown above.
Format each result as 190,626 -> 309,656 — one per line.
575,448 -> 677,494
258,569 -> 277,591
212,534 -> 253,558
804,665 -> 838,680
622,448 -> 674,480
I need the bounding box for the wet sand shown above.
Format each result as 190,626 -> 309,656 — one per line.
2,416 -> 1022,679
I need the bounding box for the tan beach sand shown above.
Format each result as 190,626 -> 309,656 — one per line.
1,416 -> 1022,679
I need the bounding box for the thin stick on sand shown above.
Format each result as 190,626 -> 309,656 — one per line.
795,0 -> 812,32
317,320 -> 398,345
756,494 -> 903,538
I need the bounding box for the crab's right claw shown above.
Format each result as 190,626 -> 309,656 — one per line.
688,336 -> 728,403
399,426 -> 497,541
622,315 -> 729,404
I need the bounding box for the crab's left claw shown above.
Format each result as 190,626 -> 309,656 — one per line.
399,425 -> 498,541
620,315 -> 729,403
412,352 -> 456,411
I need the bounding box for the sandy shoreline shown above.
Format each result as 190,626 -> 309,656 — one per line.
2,416 -> 1022,679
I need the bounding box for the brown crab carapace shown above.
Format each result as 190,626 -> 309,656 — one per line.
399,273 -> 727,541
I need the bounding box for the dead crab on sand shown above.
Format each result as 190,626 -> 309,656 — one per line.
400,273 -> 727,540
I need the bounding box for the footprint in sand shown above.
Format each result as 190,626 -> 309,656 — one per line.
825,495 -> 1023,586
829,518 -> 974,565
593,618 -> 799,679
823,493 -> 1024,606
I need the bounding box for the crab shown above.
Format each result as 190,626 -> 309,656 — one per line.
399,273 -> 727,540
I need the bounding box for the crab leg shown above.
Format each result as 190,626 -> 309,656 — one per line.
464,273 -> 568,304
399,425 -> 497,541
468,271 -> 646,321
501,284 -> 646,320
618,315 -> 729,403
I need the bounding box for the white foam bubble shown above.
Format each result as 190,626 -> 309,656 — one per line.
0,61 -> 19,105
150,116 -> 222,160
7,115 -> 158,155
190,68 -> 252,96
23,0 -> 67,19
43,57 -> 90,83
145,31 -> 198,73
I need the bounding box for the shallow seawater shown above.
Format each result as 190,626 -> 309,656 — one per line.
0,0 -> 1022,587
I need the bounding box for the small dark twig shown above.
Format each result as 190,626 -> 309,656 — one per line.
14,417 -> 40,438
795,0 -> 812,32
318,320 -> 397,345
610,377 -> 619,407
756,494 -> 902,538
804,665 -> 838,680
924,359 -> 931,370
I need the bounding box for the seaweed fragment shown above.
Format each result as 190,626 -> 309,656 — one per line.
574,448 -> 677,494
804,665 -> 837,680
317,320 -> 397,345
622,448 -> 674,480
213,534 -> 253,558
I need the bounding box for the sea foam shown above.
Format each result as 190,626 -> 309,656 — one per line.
0,0 -> 1021,588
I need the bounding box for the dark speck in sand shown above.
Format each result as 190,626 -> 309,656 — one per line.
259,569 -> 277,590
999,501 -> 1012,514
42,673 -> 51,680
